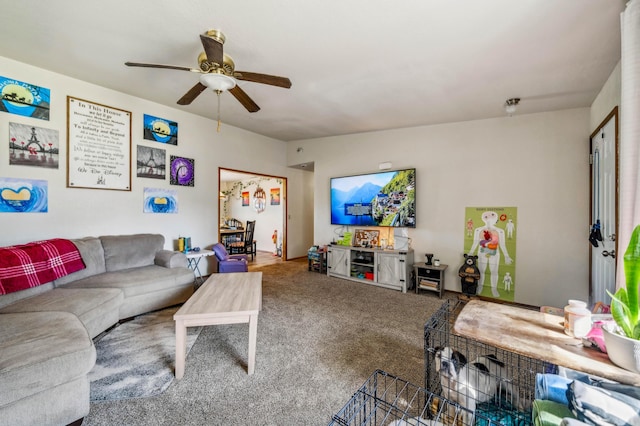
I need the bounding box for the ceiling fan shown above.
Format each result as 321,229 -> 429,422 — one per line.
125,29 -> 292,114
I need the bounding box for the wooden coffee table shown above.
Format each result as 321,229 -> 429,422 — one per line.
174,271 -> 262,379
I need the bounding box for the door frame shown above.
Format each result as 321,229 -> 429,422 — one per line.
588,106 -> 619,301
218,167 -> 288,261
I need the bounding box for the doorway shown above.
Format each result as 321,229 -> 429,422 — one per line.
589,107 -> 618,305
219,168 -> 287,261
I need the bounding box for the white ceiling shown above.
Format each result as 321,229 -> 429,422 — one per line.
0,0 -> 626,142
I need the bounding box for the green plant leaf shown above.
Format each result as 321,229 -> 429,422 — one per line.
609,288 -> 633,338
623,225 -> 640,324
634,322 -> 640,340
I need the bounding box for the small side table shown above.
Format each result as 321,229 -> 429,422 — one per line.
186,249 -> 215,285
308,250 -> 327,273
414,263 -> 448,298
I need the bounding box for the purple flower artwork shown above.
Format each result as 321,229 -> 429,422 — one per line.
169,155 -> 194,187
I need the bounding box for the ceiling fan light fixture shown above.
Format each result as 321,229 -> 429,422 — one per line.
199,73 -> 236,92
504,98 -> 520,116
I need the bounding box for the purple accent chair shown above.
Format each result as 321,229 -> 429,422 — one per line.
212,243 -> 249,273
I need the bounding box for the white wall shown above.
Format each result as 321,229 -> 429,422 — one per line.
302,170 -> 315,247
0,56 -> 309,273
288,109 -> 591,307
591,61 -> 621,132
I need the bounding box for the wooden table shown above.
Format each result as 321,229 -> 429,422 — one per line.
454,299 -> 640,386
174,271 -> 262,379
220,228 -> 245,249
414,262 -> 448,298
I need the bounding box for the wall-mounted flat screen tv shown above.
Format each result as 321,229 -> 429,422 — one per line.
330,168 -> 416,227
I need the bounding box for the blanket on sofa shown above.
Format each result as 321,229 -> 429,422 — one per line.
0,238 -> 85,295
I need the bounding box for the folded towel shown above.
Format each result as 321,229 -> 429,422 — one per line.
532,400 -> 575,426
598,381 -> 640,400
560,418 -> 589,426
568,380 -> 640,426
536,374 -> 572,405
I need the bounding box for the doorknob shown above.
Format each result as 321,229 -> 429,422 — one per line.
602,250 -> 616,259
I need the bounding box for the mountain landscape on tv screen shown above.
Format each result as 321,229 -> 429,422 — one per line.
331,169 -> 416,227
331,182 -> 381,226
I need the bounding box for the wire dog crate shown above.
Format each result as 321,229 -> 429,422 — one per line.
424,300 -> 553,426
329,369 -> 494,426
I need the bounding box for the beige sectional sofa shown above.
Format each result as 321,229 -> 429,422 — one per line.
0,233 -> 195,426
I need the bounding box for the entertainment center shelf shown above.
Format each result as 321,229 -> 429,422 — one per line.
326,245 -> 414,293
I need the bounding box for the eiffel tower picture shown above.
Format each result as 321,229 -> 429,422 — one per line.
9,122 -> 59,169
136,145 -> 166,179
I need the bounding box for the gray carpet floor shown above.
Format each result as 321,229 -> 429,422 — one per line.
83,259 -> 456,426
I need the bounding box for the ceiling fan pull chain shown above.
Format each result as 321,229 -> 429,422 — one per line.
216,90 -> 222,132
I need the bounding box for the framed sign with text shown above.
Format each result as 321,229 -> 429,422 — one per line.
67,96 -> 132,190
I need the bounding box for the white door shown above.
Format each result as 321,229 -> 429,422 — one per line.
590,110 -> 618,305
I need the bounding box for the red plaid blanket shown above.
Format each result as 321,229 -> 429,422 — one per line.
0,239 -> 86,295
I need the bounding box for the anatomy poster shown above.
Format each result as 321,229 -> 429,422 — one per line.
463,207 -> 517,301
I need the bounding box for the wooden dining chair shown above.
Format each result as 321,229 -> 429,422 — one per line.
229,220 -> 256,260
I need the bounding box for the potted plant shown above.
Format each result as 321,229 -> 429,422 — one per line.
604,224 -> 640,373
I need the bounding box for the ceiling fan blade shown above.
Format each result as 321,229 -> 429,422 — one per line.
199,34 -> 224,65
229,86 -> 260,113
234,71 -> 292,88
125,62 -> 200,73
177,82 -> 207,105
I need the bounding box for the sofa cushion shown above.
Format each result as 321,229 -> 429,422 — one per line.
0,282 -> 54,310
0,311 -> 96,407
0,288 -> 123,338
155,249 -> 188,269
54,237 -> 106,286
60,265 -> 193,298
101,234 -> 164,272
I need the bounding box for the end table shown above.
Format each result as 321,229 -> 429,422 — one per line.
186,249 -> 215,285
414,262 -> 448,298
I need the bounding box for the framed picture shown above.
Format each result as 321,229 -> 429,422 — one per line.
136,145 -> 165,179
67,97 -> 132,191
0,76 -> 50,120
354,229 -> 380,248
9,122 -> 59,169
143,114 -> 178,145
270,187 -> 280,205
143,188 -> 177,213
0,177 -> 48,213
169,155 -> 194,187
242,191 -> 249,206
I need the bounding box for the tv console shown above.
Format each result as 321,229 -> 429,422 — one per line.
326,245 -> 414,293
